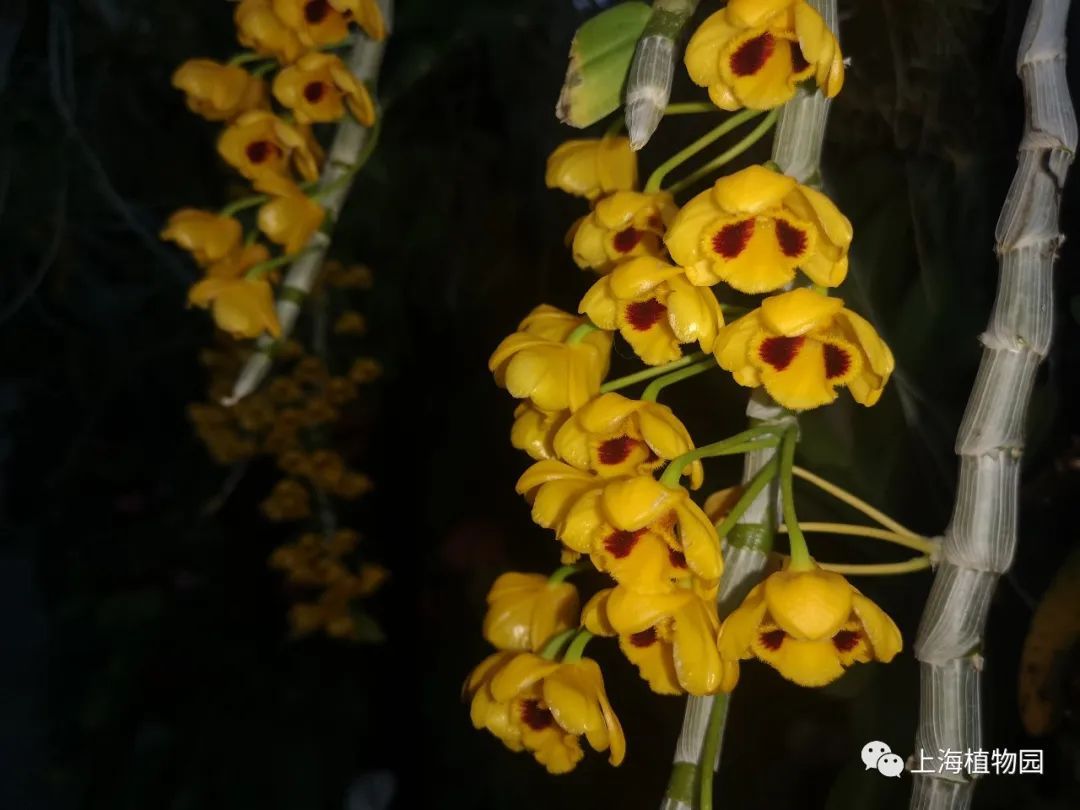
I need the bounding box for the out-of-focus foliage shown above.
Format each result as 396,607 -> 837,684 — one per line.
0,1 -> 1077,809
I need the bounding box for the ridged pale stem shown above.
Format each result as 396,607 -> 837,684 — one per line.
660,3 -> 839,806
624,0 -> 700,150
909,2 -> 1076,808
223,0 -> 393,406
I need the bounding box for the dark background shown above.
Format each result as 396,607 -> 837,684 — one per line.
1,0 -> 1078,808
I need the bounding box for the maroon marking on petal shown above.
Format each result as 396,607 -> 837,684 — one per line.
603,529 -> 646,559
303,82 -> 327,103
759,628 -> 786,651
823,344 -> 852,380
625,299 -> 667,332
304,0 -> 330,23
648,214 -> 664,231
775,219 -> 809,258
758,335 -> 805,371
710,220 -> 755,259
630,627 -> 658,648
598,436 -> 638,465
245,140 -> 278,164
792,46 -> 811,73
832,629 -> 860,652
520,699 -> 554,730
668,548 -> 687,569
613,227 -> 643,253
730,33 -> 775,77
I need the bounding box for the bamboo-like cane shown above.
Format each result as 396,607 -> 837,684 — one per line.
660,3 -> 838,806
223,0 -> 392,406
909,2 -> 1076,808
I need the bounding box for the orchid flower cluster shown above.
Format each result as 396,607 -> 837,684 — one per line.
188,261 -> 385,642
161,0 -> 385,339
466,0 -> 924,778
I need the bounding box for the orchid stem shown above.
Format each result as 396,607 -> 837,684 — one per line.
548,561 -> 591,584
779,427 -> 812,570
666,108 -> 780,196
659,425 -> 781,488
641,357 -> 716,402
599,351 -> 707,393
698,693 -> 729,810
715,457 -> 779,538
663,102 -> 720,115
539,628 -> 577,661
644,108 -> 763,192
800,557 -> 933,576
778,522 -> 938,555
562,629 -> 594,663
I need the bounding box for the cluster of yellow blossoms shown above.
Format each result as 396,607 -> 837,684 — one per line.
468,0 -> 903,775
189,261 -> 383,640
161,0 -> 385,339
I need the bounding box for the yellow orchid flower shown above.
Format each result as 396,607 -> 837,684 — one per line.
552,392 -> 704,488
684,0 -> 844,112
482,572 -> 580,652
481,652 -> 626,773
580,256 -> 724,365
584,586 -> 738,695
712,287 -> 894,410
717,563 -> 903,687
464,651 -> 530,755
171,59 -> 267,121
218,111 -> 322,190
272,52 -> 376,125
545,137 -> 638,201
511,402 -> 569,461
334,311 -> 368,336
289,563 -> 388,639
328,0 -> 387,40
260,478 -> 311,521
235,0 -> 304,63
188,244 -> 283,338
570,191 -> 677,274
489,305 -> 613,412
665,164 -> 852,293
257,188 -> 326,254
161,209 -> 242,266
583,475 -> 722,590
272,0 -> 350,48
515,459 -> 606,554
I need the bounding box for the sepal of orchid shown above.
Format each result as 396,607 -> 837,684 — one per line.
515,460 -> 603,552
712,288 -> 893,411
235,0 -> 304,63
580,256 -> 723,365
552,391 -> 703,487
665,164 -> 850,294
172,59 -> 268,122
489,305 -> 613,412
716,564 -> 903,687
272,52 -> 376,125
258,190 -> 326,254
161,209 -> 243,266
571,191 -> 677,274
511,403 -> 569,461
684,1 -> 844,112
188,243 -> 283,339
545,136 -> 638,200
543,658 -> 625,766
482,572 -> 581,652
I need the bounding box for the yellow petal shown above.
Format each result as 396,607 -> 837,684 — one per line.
711,165 -> 797,215
581,589 -> 617,636
851,592 -> 903,662
664,190 -> 722,269
759,287 -> 843,335
684,10 -> 741,89
712,309 -> 765,387
753,632 -> 846,686
716,583 -> 769,660
717,30 -> 801,111
619,631 -> 681,695
489,653 -> 560,703
764,568 -> 853,640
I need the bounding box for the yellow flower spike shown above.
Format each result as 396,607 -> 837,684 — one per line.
665,164 -> 851,293
171,59 -> 267,122
482,572 -> 580,652
272,0 -> 350,48
580,256 -> 724,365
712,288 -> 894,411
272,52 -> 376,125
552,391 -> 704,488
218,111 -> 321,190
489,305 -> 613,412
257,189 -> 326,255
161,209 -> 243,266
601,476 -> 723,584
545,137 -> 638,201
235,0 -> 304,63
511,403 -> 569,461
188,244 -> 283,339
684,1 -> 844,113
717,563 -> 903,687
328,0 -> 388,40
570,191 -> 677,274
